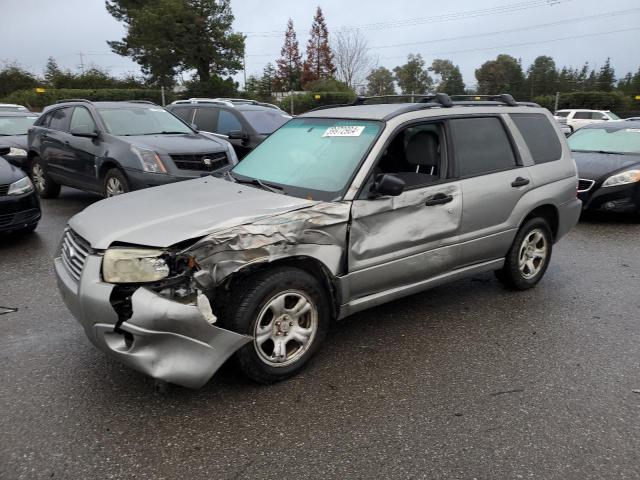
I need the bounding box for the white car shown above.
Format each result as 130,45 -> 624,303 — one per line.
554,109 -> 620,132
0,103 -> 30,113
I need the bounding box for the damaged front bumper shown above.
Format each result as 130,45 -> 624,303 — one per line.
54,254 -> 251,388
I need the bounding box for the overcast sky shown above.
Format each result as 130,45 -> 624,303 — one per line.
1,0 -> 639,89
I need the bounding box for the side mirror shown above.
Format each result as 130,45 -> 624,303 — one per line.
0,145 -> 10,156
228,130 -> 248,141
371,173 -> 405,197
70,125 -> 98,138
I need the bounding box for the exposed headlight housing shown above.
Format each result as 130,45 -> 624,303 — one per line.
601,169 -> 640,188
9,147 -> 27,157
7,176 -> 34,195
103,248 -> 170,283
131,146 -> 167,173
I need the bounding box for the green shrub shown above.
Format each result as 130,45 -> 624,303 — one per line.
278,91 -> 356,115
1,88 -> 175,111
533,91 -> 631,113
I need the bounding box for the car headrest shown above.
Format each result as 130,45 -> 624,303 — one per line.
405,131 -> 439,167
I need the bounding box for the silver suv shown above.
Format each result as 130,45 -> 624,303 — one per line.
55,94 -> 581,388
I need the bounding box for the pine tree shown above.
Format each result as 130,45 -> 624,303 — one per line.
597,58 -> 615,92
275,18 -> 302,92
301,6 -> 335,88
257,63 -> 276,99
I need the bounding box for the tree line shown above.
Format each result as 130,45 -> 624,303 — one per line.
1,0 -> 639,113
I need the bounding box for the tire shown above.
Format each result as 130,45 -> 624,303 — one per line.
495,217 -> 553,291
17,224 -> 38,235
30,157 -> 61,198
103,168 -> 130,197
221,267 -> 330,384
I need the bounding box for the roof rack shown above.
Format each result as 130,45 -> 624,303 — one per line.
171,98 -> 235,107
55,98 -> 92,104
128,100 -> 156,105
309,93 -> 539,114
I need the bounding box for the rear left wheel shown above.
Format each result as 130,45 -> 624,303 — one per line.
495,217 -> 553,290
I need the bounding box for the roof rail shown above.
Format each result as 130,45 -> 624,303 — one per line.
170,98 -> 236,107
128,100 -> 156,105
55,98 -> 92,104
448,94 -> 520,106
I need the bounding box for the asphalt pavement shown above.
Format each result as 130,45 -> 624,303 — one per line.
1,187 -> 639,480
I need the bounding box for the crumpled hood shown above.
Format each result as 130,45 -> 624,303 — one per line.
69,177 -> 316,249
573,151 -> 640,181
120,133 -> 227,155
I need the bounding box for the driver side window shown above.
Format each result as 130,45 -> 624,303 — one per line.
364,122 -> 446,196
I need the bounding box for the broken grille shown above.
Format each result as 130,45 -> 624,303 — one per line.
170,152 -> 228,172
61,228 -> 92,281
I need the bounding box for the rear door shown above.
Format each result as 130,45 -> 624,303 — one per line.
449,116 -> 533,266
41,107 -> 74,180
571,111 -> 593,130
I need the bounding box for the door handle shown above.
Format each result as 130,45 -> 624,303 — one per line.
511,177 -> 530,188
425,193 -> 453,206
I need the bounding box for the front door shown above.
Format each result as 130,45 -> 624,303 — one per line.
345,120 -> 463,301
64,106 -> 102,191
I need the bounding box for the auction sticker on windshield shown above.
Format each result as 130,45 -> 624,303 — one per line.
323,126 -> 365,137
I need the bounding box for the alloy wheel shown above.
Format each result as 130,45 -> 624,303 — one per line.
105,177 -> 124,197
31,164 -> 46,193
253,290 -> 318,367
518,228 -> 548,279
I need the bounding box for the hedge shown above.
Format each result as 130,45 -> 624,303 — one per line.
0,88 -> 176,111
533,91 -> 632,114
278,91 -> 357,115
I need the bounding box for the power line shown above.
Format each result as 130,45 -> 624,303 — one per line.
244,0 -> 573,37
377,26 -> 640,60
372,7 -> 640,49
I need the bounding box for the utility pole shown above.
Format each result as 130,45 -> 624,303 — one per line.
554,91 -> 560,113
78,52 -> 85,75
161,86 -> 166,107
243,53 -> 247,90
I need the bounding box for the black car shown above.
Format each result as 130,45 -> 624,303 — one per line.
167,98 -> 291,159
0,145 -> 41,234
569,120 -> 640,216
27,100 -> 237,198
0,111 -> 39,169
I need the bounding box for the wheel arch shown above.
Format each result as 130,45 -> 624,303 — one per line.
216,255 -> 342,321
521,204 -> 559,241
98,159 -> 125,179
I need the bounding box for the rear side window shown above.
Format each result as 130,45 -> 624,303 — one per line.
170,106 -> 195,123
510,113 -> 562,164
217,110 -> 243,135
193,108 -> 218,132
48,107 -> 72,131
450,117 -> 517,177
573,112 -> 591,119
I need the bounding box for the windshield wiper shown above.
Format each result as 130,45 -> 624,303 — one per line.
227,172 -> 284,194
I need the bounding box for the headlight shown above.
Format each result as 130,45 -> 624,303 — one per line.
7,176 -> 34,195
102,248 -> 170,283
601,169 -> 640,188
131,146 -> 167,173
9,147 -> 27,157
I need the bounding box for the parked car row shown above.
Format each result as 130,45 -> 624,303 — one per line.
554,109 -> 621,133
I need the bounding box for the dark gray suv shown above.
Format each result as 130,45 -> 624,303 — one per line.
167,98 -> 291,159
27,100 -> 237,198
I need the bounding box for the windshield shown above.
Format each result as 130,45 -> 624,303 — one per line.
0,115 -> 38,135
241,109 -> 292,134
568,127 -> 640,154
98,107 -> 192,136
232,117 -> 382,200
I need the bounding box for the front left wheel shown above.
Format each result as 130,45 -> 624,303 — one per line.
221,267 -> 330,384
103,168 -> 130,197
